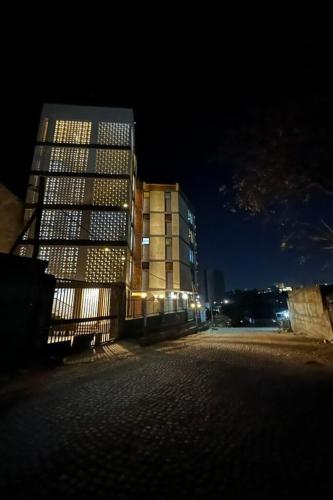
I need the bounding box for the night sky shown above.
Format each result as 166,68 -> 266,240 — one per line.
4,5 -> 333,290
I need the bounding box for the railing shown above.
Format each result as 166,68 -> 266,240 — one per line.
126,296 -> 191,320
49,279 -> 116,346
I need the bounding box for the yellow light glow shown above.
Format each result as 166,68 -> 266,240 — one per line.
132,292 -> 147,299
104,247 -> 110,252
123,203 -> 129,208
158,294 -> 164,299
190,303 -> 195,308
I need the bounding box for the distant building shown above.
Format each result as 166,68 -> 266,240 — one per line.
275,282 -> 293,292
202,269 -> 225,303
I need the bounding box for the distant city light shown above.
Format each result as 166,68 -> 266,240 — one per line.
190,303 -> 196,308
123,203 -> 129,208
223,299 -> 229,304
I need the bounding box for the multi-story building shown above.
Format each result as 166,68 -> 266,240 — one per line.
19,103 -> 136,291
132,182 -> 198,315
15,103 -> 200,338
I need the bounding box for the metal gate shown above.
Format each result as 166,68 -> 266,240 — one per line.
49,280 -> 117,348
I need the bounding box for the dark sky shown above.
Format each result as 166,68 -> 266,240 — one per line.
4,5 -> 333,290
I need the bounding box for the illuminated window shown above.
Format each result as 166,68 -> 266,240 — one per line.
53,121 -> 92,144
39,246 -> 79,279
92,179 -> 128,206
188,210 -> 194,225
142,237 -> 150,245
97,122 -> 130,146
95,149 -> 130,175
189,248 -> 194,263
85,248 -> 126,283
188,228 -> 195,244
89,212 -> 127,241
44,177 -> 86,205
18,245 -> 31,257
49,148 -> 89,173
40,210 -> 82,240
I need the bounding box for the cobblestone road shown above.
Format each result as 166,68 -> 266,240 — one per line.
1,333 -> 333,499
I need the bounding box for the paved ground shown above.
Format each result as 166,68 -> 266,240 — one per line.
209,327 -> 281,333
1,332 -> 333,499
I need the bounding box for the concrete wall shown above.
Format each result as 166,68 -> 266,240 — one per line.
288,286 -> 333,340
150,213 -> 164,235
172,237 -> 179,260
149,261 -> 165,289
150,236 -> 165,260
172,213 -> 179,236
171,191 -> 179,212
173,261 -> 180,289
150,190 -> 164,212
0,184 -> 24,253
124,310 -> 188,338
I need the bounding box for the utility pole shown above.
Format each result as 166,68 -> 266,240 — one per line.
209,298 -> 214,328
191,281 -> 198,328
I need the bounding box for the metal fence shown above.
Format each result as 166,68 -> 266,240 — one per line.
49,280 -> 116,346
126,296 -> 192,320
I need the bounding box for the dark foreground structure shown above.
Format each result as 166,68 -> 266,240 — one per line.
1,333 -> 333,499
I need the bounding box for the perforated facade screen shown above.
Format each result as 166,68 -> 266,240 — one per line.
20,105 -> 135,284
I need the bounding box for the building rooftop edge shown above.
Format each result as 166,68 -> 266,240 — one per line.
41,103 -> 135,123
141,181 -> 196,214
